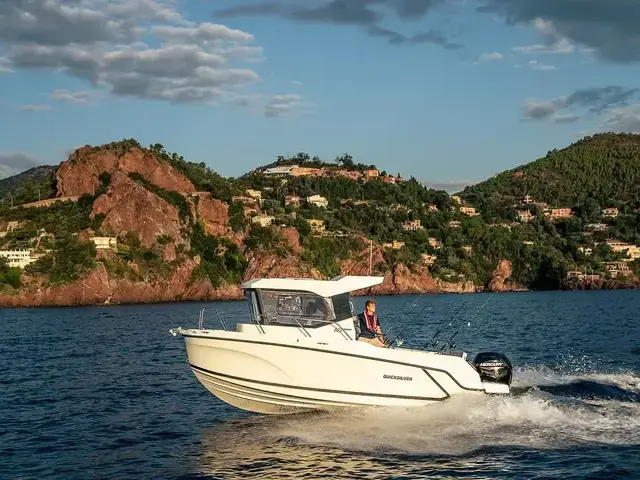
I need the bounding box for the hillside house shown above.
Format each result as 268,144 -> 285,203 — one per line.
0,249 -> 36,269
363,169 -> 379,180
244,207 -> 259,217
306,194 -> 328,208
381,175 -> 402,184
306,219 -> 325,233
459,206 -> 479,217
586,223 -> 608,231
90,236 -> 118,251
335,169 -> 362,181
427,204 -> 438,212
625,245 -> 640,261
428,238 -> 443,249
251,214 -> 275,227
448,220 -> 461,228
263,165 -> 297,176
285,195 -> 301,207
451,195 -> 462,204
291,167 -> 325,177
578,246 -> 593,256
517,210 -> 534,222
421,253 -> 437,266
382,241 -> 405,250
390,204 -> 409,212
567,271 -> 584,280
232,195 -> 257,205
605,262 -> 631,278
402,220 -> 422,231
602,207 -> 619,218
246,189 -> 262,204
544,208 -> 573,221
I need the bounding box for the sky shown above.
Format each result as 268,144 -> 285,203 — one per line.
1,0 -> 640,190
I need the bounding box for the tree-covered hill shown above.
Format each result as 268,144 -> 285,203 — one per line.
0,166 -> 57,205
1,135 -> 640,302
460,133 -> 640,213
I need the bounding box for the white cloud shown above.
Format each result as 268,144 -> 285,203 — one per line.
264,94 -> 302,117
599,105 -> 640,133
523,87 -> 640,129
515,60 -> 556,71
151,23 -> 255,44
50,89 -> 94,104
0,57 -> 12,73
231,92 -> 310,117
523,98 -> 565,121
528,60 -> 556,70
512,18 -> 575,55
0,0 -> 301,110
477,52 -> 503,63
18,104 -> 52,112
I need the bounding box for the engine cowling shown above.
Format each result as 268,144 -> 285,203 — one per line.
473,352 -> 513,386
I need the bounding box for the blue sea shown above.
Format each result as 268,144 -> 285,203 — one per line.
1,290 -> 639,479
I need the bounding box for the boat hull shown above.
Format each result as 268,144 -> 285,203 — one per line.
179,328 -> 499,415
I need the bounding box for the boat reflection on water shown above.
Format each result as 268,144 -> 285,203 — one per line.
190,400 -> 519,480
188,379 -> 640,480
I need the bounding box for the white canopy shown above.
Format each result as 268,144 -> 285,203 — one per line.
241,275 -> 384,298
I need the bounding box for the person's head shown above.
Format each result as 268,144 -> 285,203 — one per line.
365,299 -> 376,314
306,300 -> 318,315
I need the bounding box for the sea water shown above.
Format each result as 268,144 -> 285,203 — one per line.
1,290 -> 639,479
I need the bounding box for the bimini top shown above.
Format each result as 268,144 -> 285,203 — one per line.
241,275 -> 384,298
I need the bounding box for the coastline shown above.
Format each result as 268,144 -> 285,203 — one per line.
4,282 -> 639,309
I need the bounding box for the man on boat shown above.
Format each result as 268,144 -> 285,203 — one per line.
356,299 -> 387,347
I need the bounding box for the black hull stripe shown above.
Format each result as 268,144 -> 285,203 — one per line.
190,364 -> 447,401
181,334 -> 486,393
197,371 -> 367,407
422,369 -> 451,399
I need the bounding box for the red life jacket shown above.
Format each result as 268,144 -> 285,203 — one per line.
364,311 -> 378,331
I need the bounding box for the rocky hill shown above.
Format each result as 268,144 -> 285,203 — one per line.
1,135 -> 639,308
0,140 -> 495,307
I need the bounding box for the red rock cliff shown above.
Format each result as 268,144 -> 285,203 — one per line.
91,172 -> 185,249
56,145 -> 195,197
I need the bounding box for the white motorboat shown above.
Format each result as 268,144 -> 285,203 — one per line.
170,275 -> 513,415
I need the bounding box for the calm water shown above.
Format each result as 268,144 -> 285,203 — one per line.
1,290 -> 639,479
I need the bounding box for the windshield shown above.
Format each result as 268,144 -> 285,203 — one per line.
258,290 -> 335,327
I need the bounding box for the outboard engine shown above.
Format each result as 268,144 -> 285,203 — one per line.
473,352 -> 513,386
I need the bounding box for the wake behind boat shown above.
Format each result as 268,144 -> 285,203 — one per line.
169,275 -> 513,414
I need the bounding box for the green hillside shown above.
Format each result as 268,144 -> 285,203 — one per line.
1,136 -> 640,296
0,165 -> 57,205
460,133 -> 640,213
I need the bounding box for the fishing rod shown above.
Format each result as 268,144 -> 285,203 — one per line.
383,292 -> 443,347
358,292 -> 430,348
422,302 -> 468,350
384,306 -> 433,348
439,294 -> 493,353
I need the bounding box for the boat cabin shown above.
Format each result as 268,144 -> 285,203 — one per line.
241,275 -> 384,329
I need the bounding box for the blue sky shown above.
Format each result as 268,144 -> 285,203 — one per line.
1,0 -> 640,190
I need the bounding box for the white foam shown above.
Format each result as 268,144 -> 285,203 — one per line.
272,369 -> 640,455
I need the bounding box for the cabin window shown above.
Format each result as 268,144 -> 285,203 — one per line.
246,290 -> 262,324
258,290 -> 334,327
331,293 -> 353,321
